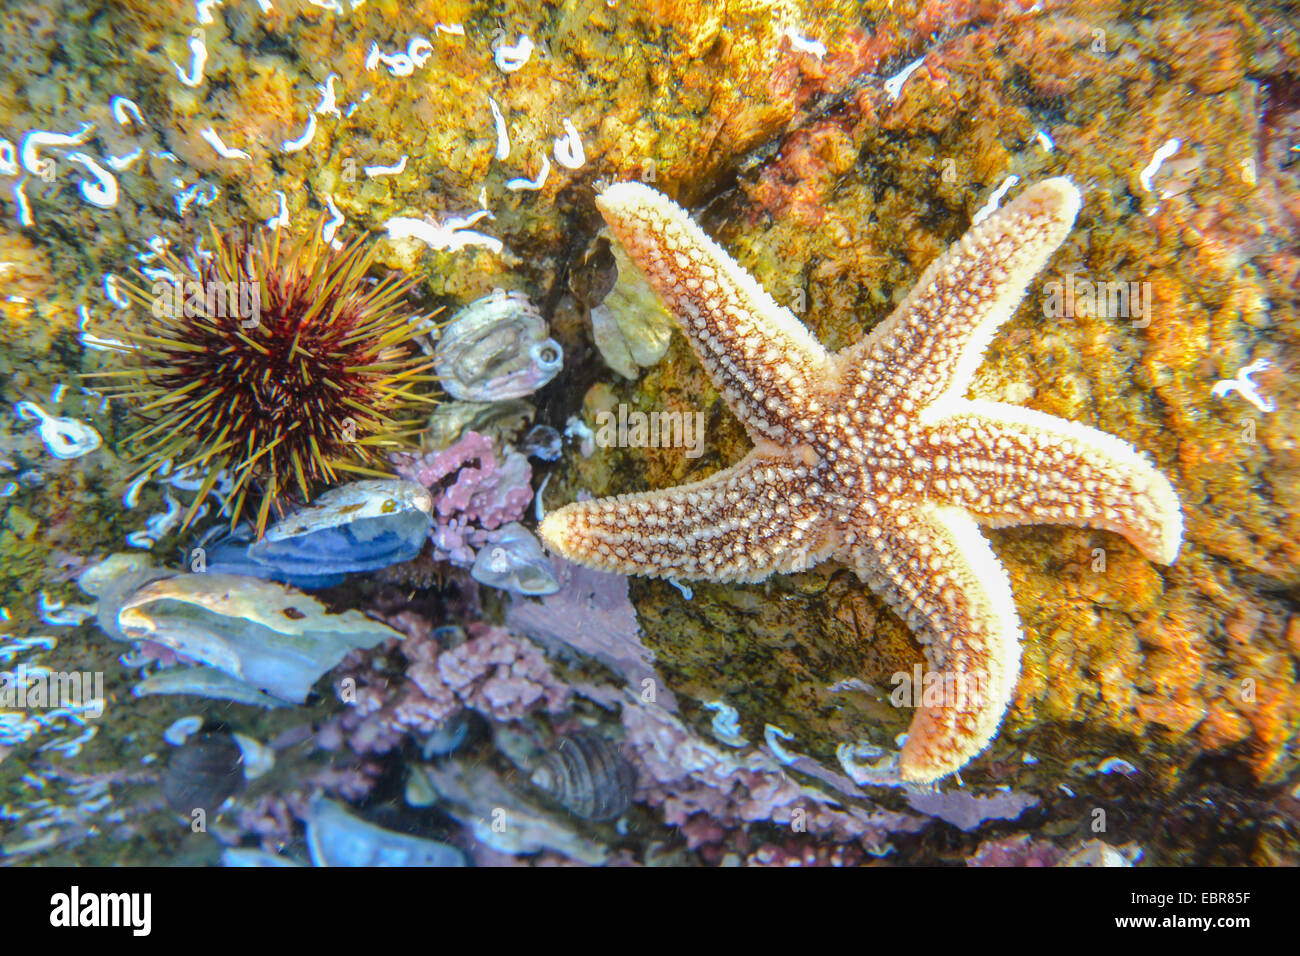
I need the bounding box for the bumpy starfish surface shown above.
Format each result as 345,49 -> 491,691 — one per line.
540,179 -> 1183,783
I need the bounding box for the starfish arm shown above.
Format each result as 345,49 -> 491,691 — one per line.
926,400 -> 1183,564
847,501 -> 1023,784
595,182 -> 834,446
538,452 -> 835,584
836,178 -> 1081,414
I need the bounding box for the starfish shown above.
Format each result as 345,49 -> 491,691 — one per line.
540,179 -> 1183,783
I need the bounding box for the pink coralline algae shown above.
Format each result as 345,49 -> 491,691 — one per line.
620,697 -> 925,855
325,621 -> 570,755
966,833 -> 1068,868
439,623 -> 570,718
392,432 -> 532,566
230,766 -> 381,853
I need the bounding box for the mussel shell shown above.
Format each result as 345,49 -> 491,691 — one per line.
530,732 -> 637,821
305,795 -> 466,867
204,527 -> 346,589
587,234 -> 674,378
116,573 -> 403,704
247,480 -> 433,577
162,731 -> 246,816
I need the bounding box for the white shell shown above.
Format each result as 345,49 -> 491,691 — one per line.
232,732 -> 276,780
115,573 -> 402,704
135,666 -> 291,708
471,523 -> 559,595
163,715 -> 204,746
261,479 -> 432,542
305,795 -> 465,867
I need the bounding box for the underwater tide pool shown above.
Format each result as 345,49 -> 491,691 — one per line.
0,0 -> 1296,873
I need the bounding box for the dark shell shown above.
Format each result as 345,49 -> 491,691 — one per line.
162,732 -> 246,816
203,526 -> 346,589
520,424 -> 562,461
530,732 -> 637,821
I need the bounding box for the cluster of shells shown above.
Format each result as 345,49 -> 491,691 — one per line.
76,479 -> 437,708
73,266 -> 663,862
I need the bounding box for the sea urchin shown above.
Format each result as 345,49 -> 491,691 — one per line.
89,222 -> 436,536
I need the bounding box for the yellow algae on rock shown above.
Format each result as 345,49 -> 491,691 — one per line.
0,231 -> 61,341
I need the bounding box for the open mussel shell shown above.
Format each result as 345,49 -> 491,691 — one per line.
115,573 -> 402,704
585,233 -> 674,379
304,795 -> 465,867
162,730 -> 246,816
530,732 -> 638,821
247,480 -> 433,577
